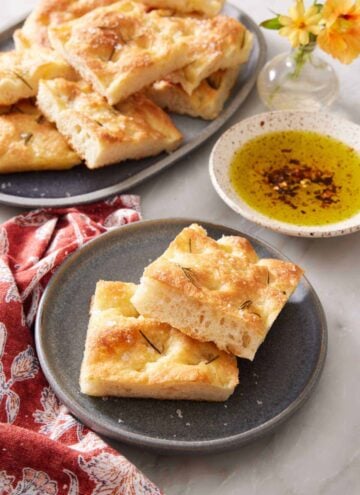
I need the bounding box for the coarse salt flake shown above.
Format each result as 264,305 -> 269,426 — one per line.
176,408 -> 183,419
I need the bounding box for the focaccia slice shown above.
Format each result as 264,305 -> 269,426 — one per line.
165,25 -> 253,95
15,0 -> 224,51
14,0 -> 120,49
146,68 -> 239,120
141,0 -> 224,16
37,78 -> 182,169
0,100 -> 80,173
0,48 -> 76,106
48,1 -> 199,104
80,281 -> 239,401
132,224 -> 303,360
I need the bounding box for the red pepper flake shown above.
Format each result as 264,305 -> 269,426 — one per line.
263,160 -> 340,208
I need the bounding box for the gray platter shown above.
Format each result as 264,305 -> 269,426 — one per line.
35,219 -> 327,454
0,5 -> 266,208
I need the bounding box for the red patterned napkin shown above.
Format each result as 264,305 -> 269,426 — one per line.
0,196 -> 162,495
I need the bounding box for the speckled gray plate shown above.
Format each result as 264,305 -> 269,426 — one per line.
35,219 -> 327,454
0,4 -> 266,208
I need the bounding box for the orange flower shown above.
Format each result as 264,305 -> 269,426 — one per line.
317,0 -> 360,63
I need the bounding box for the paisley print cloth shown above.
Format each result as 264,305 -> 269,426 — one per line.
0,196 -> 162,495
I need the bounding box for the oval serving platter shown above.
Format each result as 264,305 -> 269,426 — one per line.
36,219 -> 327,454
0,4 -> 266,208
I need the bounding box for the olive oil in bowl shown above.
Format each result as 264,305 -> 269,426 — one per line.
229,130 -> 360,226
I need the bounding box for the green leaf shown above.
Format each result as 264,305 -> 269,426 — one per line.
260,17 -> 282,30
313,1 -> 324,10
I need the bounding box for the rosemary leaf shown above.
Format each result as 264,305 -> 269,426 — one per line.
20,132 -> 33,145
139,330 -> 161,354
12,105 -> 24,114
205,355 -> 219,365
240,33 -> 246,49
12,71 -> 33,90
94,120 -> 104,127
251,312 -> 261,318
189,238 -> 192,253
240,299 -> 252,310
267,271 -> 270,285
206,77 -> 219,90
36,114 -> 45,124
177,264 -> 200,288
108,45 -> 116,61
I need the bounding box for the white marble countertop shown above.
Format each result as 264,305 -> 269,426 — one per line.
1,1 -> 360,494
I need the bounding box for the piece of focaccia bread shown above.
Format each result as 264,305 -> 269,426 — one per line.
132,224 -> 303,360
80,281 -> 239,401
0,100 -> 80,173
48,2 -> 241,105
165,20 -> 253,95
0,48 -> 76,106
13,0 -> 220,50
14,0 -> 121,49
37,79 -> 182,169
48,1 -> 200,105
146,68 -> 239,120
141,0 -> 224,16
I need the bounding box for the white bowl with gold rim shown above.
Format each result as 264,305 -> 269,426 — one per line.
209,111 -> 360,238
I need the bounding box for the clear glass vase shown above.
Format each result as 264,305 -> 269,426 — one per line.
257,43 -> 339,111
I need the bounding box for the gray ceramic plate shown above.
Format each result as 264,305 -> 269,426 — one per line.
35,219 -> 327,454
0,5 -> 266,208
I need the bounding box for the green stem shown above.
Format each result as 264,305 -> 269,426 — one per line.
290,43 -> 316,79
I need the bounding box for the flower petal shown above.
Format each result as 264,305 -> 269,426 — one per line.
299,30 -> 310,45
279,15 -> 293,26
305,13 -> 322,25
308,25 -> 322,35
289,29 -> 302,47
279,27 -> 293,36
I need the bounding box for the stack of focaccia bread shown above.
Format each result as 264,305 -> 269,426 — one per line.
0,0 -> 253,173
80,224 -> 303,402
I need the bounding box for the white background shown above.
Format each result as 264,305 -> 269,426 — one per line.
1,2 -> 360,494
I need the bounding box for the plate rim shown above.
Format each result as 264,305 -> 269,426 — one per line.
0,6 -> 267,209
35,218 -> 328,454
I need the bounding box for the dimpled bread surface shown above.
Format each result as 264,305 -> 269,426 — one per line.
131,224 -> 303,360
37,78 -> 182,169
0,100 -> 79,173
80,281 -> 239,401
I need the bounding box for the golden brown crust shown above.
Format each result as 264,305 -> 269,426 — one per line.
48,2 -> 196,104
141,0 -> 224,16
132,224 -> 304,359
15,0 -> 120,49
48,3 -> 248,104
15,0 -> 225,50
80,281 -> 239,401
0,48 -> 76,106
37,78 -> 182,168
165,19 -> 253,95
146,68 -> 239,120
145,27 -> 253,119
0,100 -> 80,173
